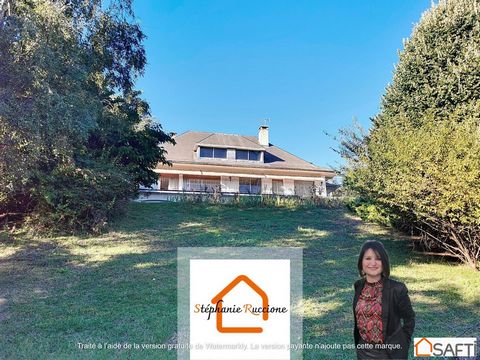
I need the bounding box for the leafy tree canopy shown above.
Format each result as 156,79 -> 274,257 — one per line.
0,0 -> 173,233
341,0 -> 480,270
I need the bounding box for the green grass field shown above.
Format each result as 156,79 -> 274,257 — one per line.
0,202 -> 479,359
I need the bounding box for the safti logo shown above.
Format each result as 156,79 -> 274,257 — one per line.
212,275 -> 269,333
414,337 -> 477,357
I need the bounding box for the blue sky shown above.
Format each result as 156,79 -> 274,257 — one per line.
134,0 -> 432,170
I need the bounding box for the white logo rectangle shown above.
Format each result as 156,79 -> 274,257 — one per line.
414,337 -> 477,357
190,259 -> 290,360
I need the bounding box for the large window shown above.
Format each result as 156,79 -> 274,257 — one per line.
236,149 -> 261,161
294,180 -> 314,197
159,176 -> 169,191
158,175 -> 179,191
200,147 -> 227,159
239,178 -> 261,194
183,176 -> 221,192
272,179 -> 283,195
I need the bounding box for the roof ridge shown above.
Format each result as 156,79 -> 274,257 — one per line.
172,130 -> 192,138
186,130 -> 258,138
215,132 -> 241,136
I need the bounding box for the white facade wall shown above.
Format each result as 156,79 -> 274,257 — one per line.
155,170 -> 331,197
226,149 -> 235,160
221,176 -> 239,193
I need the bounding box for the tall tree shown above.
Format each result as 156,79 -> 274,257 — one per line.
0,0 -> 173,232
341,0 -> 480,270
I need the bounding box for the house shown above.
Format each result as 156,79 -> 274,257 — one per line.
139,125 -> 335,200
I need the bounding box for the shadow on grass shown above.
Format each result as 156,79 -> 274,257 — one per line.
0,203 -> 478,359
0,240 -> 178,359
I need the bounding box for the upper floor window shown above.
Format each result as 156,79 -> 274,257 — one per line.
200,147 -> 227,159
236,149 -> 260,161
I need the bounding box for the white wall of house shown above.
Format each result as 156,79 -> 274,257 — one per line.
283,179 -> 295,195
154,170 -> 331,197
226,149 -> 235,160
262,178 -> 273,194
221,176 -> 239,193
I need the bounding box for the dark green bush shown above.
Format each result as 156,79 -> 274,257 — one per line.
26,164 -> 134,234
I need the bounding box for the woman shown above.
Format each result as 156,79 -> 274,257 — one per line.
353,240 -> 415,360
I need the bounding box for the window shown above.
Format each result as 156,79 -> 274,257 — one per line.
200,147 -> 213,158
235,149 -> 261,161
200,147 -> 227,159
249,151 -> 260,161
236,150 -> 248,160
183,176 -> 221,192
239,178 -> 261,194
214,148 -> 227,158
159,177 -> 169,191
158,175 -> 179,191
294,180 -> 315,197
272,179 -> 283,195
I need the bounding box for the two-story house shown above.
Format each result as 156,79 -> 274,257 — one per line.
139,126 -> 335,201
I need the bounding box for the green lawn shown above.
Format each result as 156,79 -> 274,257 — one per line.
0,203 -> 479,359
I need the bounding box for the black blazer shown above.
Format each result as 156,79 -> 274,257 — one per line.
353,278 -> 415,360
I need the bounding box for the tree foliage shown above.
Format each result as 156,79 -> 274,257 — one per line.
0,0 -> 173,233
341,0 -> 480,270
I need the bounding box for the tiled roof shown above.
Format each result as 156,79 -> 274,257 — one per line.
195,133 -> 265,151
159,130 -> 334,173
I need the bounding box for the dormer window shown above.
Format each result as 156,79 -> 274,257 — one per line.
236,149 -> 260,161
200,147 -> 227,159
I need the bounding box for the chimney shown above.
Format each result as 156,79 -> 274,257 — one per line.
258,125 -> 269,146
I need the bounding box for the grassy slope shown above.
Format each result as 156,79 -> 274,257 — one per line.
0,202 -> 478,359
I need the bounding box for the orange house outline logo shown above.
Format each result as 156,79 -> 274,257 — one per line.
414,337 -> 433,357
211,275 -> 268,333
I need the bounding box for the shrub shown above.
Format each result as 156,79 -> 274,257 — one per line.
172,192 -> 345,209
347,198 -> 394,226
340,0 -> 480,270
26,164 -> 134,234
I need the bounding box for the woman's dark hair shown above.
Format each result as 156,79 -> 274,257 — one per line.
357,240 -> 390,278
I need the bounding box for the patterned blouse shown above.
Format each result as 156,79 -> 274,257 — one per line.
355,279 -> 384,344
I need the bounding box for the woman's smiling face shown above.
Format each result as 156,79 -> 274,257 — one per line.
362,248 -> 383,281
